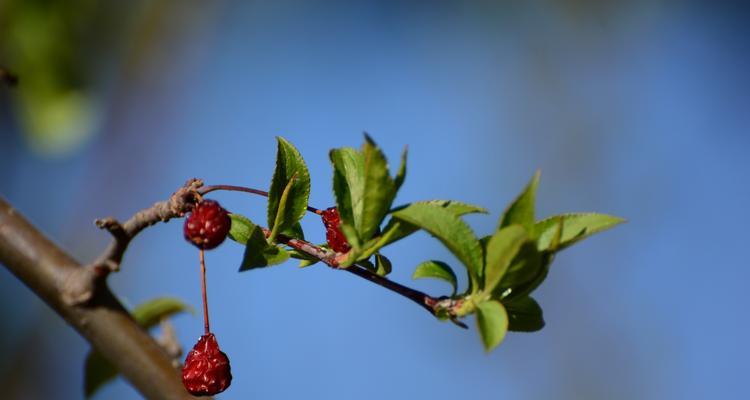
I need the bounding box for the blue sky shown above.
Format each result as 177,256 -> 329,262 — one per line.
1,2 -> 749,399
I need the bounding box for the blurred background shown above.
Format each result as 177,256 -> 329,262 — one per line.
1,1 -> 748,399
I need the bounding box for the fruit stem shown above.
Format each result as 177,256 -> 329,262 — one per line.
199,184 -> 323,215
200,249 -> 210,335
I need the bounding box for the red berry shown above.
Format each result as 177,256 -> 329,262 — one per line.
184,200 -> 231,250
321,207 -> 351,253
182,333 -> 232,396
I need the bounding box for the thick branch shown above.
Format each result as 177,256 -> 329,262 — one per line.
0,197 -> 196,400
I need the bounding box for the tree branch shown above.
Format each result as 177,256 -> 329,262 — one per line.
266,230 -> 466,325
0,197 -> 197,400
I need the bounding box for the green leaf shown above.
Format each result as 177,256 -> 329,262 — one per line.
238,221 -> 290,271
394,146 -> 408,192
535,213 -> 625,252
497,242 -> 543,292
499,171 -> 540,231
268,174 -> 297,242
475,300 -> 509,352
298,259 -> 319,268
375,253 -> 392,276
361,200 -> 487,258
391,202 -> 483,291
281,222 -> 305,240
330,147 -> 365,244
360,134 -> 397,240
132,297 -> 193,329
504,296 -> 545,332
267,137 -> 310,236
85,297 -> 191,398
228,213 -> 255,245
499,253 -> 551,301
483,225 -> 527,294
412,260 -> 457,295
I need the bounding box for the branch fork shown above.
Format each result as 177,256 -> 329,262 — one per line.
73,178 -> 465,327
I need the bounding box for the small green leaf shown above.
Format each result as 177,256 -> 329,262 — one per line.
228,213 -> 256,245
359,135 -> 397,241
298,259 -> 319,268
499,171 -> 540,231
267,137 -> 311,235
132,297 -> 193,329
412,260 -> 457,295
288,247 -> 321,267
475,300 -> 509,352
391,202 -> 483,291
268,174 -> 297,242
375,253 -> 392,276
483,225 -> 527,294
504,296 -> 545,332
330,147 -> 365,244
239,222 -> 290,271
85,297 -> 191,398
394,146 -> 408,192
535,213 -> 625,252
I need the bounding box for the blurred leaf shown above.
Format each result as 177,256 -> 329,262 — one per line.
267,137 -> 310,237
412,260 -> 457,295
535,213 -> 625,252
360,134 -> 396,240
131,297 -> 193,329
238,220 -> 290,271
504,296 -> 545,332
499,171 -> 540,232
476,300 -> 509,352
84,351 -> 115,399
483,225 -> 527,294
85,297 -> 191,398
375,253 -> 392,276
391,202 -> 483,291
330,147 -> 365,245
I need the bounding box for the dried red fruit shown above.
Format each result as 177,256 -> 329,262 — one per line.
184,200 -> 231,250
182,333 -> 232,396
321,207 -> 351,253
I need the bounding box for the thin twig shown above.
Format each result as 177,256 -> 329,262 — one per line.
92,178 -> 203,271
200,184 -> 322,214
266,229 -> 455,320
200,249 -> 210,335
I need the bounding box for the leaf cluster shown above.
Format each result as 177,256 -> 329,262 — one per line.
224,136 -> 624,352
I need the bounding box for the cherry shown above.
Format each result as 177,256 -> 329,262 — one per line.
321,207 -> 351,253
184,200 -> 231,250
182,333 -> 232,396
